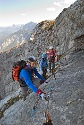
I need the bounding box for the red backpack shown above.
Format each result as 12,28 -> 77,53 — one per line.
12,60 -> 26,81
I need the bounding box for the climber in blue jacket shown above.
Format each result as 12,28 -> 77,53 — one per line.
40,53 -> 48,80
19,56 -> 48,101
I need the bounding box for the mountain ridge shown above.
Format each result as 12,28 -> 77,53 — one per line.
0,22 -> 37,53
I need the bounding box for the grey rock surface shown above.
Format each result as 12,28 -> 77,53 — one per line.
0,1 -> 84,124
0,0 -> 84,99
0,50 -> 84,125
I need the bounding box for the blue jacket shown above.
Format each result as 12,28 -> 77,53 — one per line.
40,58 -> 48,71
19,65 -> 45,93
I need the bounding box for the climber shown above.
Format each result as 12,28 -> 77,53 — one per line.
46,46 -> 57,74
19,56 -> 48,101
39,53 -> 48,80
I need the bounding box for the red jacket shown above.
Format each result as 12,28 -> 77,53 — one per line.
47,50 -> 56,62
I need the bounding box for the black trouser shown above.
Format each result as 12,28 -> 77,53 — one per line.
42,68 -> 47,80
48,61 -> 55,73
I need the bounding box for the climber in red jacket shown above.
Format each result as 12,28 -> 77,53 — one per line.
46,46 -> 57,74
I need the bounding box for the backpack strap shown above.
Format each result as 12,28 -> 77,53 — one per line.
18,65 -> 28,87
20,65 -> 35,83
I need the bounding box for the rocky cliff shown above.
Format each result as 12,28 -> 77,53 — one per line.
0,0 -> 84,124
0,0 -> 83,99
0,49 -> 84,125
30,0 -> 84,59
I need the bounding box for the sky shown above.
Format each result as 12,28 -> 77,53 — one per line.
0,0 -> 77,27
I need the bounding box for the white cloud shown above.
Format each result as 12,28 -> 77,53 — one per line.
47,7 -> 55,11
20,13 -> 27,16
64,0 -> 76,4
54,2 -> 62,7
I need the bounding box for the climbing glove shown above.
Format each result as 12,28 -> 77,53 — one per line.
40,93 -> 45,100
36,89 -> 45,100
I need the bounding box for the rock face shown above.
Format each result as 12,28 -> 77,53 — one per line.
0,50 -> 84,125
0,0 -> 84,100
0,0 -> 84,124
30,0 -> 84,57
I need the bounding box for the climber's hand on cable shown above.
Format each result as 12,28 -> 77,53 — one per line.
40,93 -> 45,100
36,89 -> 46,100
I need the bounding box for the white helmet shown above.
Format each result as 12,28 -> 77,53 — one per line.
49,46 -> 53,49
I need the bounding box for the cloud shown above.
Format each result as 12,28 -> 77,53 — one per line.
47,7 -> 55,11
54,2 -> 62,7
20,13 -> 27,16
64,0 -> 76,4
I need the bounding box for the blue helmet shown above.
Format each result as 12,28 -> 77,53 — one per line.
42,53 -> 47,58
